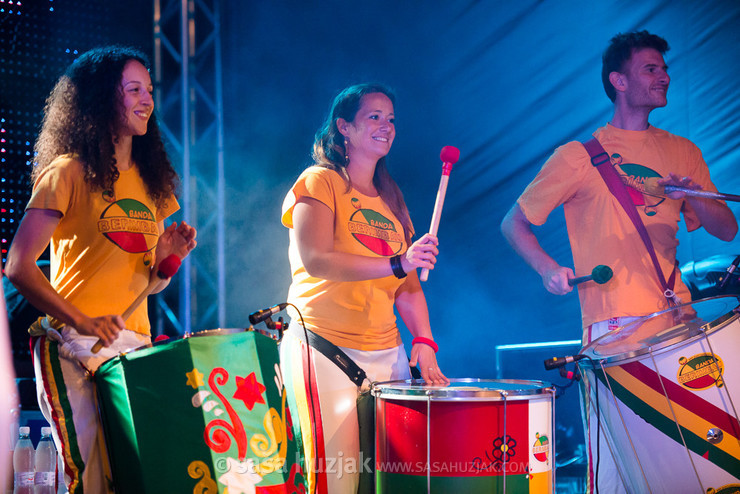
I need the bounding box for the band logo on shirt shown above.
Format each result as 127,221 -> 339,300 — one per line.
347,203 -> 403,256
98,198 -> 159,254
611,153 -> 665,216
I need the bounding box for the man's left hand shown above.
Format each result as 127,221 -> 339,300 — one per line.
657,173 -> 703,199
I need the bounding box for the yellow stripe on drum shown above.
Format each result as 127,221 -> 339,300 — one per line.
605,365 -> 740,461
282,336 -> 318,492
529,470 -> 551,493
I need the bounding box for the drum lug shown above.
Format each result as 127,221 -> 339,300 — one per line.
706,427 -> 723,444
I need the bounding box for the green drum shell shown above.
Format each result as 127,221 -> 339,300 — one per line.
95,329 -> 306,493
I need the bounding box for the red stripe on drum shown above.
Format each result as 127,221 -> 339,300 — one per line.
375,398 -> 531,477
595,364 -> 740,479
376,470 -> 533,492
302,345 -> 328,494
622,361 -> 740,440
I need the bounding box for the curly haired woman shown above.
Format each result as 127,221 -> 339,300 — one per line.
6,46 -> 196,493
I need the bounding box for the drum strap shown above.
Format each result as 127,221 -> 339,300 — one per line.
583,137 -> 679,306
295,327 -> 422,385
300,328 -> 368,386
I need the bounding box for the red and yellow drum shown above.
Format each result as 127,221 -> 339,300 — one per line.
580,295 -> 740,492
95,328 -> 307,493
372,378 -> 555,493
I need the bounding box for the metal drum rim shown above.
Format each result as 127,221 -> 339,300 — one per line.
580,295 -> 740,366
371,377 -> 554,401
184,327 -> 249,338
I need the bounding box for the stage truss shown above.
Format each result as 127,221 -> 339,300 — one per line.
154,0 -> 225,334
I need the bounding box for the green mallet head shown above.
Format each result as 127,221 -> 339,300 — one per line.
592,265 -> 613,284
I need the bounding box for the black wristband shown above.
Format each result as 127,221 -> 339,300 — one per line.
390,255 -> 407,279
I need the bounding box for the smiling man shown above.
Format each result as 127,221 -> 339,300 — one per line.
500,31 -> 737,493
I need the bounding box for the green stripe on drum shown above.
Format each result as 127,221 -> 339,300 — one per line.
594,368 -> 740,474
376,471 -> 531,492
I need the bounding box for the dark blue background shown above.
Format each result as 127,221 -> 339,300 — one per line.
218,1 -> 740,379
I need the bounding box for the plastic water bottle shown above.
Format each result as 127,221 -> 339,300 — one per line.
34,427 -> 56,494
13,426 -> 34,494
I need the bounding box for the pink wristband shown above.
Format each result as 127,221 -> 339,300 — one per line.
412,337 -> 438,353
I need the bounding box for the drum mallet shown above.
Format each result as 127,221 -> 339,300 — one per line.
568,264 -> 613,287
420,145 -> 460,282
640,177 -> 740,202
91,254 -> 181,353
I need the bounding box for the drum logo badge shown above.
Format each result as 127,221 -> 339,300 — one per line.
532,433 -> 549,464
677,353 -> 724,390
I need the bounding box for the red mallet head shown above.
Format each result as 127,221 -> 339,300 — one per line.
156,254 -> 181,279
440,146 -> 460,165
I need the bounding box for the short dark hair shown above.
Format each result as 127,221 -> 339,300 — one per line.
601,31 -> 670,102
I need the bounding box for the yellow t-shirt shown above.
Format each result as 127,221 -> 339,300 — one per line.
281,166 -> 408,350
27,155 -> 178,335
518,124 -> 718,329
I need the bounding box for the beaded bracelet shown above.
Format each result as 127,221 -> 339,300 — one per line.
390,255 -> 407,279
412,336 -> 438,353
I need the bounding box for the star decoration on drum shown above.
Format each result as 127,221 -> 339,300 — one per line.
233,372 -> 267,411
95,330 -> 308,492
186,367 -> 205,389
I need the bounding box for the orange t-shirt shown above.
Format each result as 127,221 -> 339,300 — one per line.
518,124 -> 718,329
27,155 -> 178,335
281,167 -> 408,350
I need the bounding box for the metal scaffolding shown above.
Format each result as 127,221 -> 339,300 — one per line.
153,0 -> 225,334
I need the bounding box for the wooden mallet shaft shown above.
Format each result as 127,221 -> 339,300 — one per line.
420,146 -> 460,282
90,255 -> 181,353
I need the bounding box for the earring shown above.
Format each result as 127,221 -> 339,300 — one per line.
344,139 -> 349,163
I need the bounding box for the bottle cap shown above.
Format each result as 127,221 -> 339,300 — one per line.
41,426 -> 52,435
19,426 -> 30,434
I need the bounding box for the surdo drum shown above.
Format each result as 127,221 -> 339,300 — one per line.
372,378 -> 555,493
580,295 -> 740,492
95,328 -> 306,493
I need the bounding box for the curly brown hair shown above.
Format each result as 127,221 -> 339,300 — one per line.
32,46 -> 178,208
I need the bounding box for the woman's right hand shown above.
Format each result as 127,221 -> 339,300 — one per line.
76,315 -> 125,347
401,233 -> 439,273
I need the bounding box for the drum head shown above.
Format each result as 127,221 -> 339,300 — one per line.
371,378 -> 553,401
186,328 -> 247,338
581,295 -> 740,364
